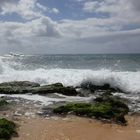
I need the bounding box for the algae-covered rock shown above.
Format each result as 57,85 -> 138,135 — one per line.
0,81 -> 40,94
0,81 -> 78,96
0,99 -> 8,106
0,118 -> 17,140
31,83 -> 78,96
53,95 -> 129,124
95,92 -> 129,115
0,81 -> 40,88
81,82 -> 122,93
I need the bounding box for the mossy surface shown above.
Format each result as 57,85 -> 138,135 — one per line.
81,82 -> 123,93
32,83 -> 78,96
0,81 -> 78,96
54,96 -> 129,124
0,99 -> 8,107
0,118 -> 17,140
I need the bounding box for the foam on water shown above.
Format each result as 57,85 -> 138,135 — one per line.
0,64 -> 140,94
0,94 -> 93,106
1,56 -> 140,94
0,55 -> 140,111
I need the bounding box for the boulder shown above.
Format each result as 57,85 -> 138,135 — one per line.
81,82 -> 122,93
0,81 -> 40,88
31,83 -> 78,96
0,118 -> 17,140
53,94 -> 129,124
0,81 -> 78,96
0,81 -> 40,94
0,98 -> 8,106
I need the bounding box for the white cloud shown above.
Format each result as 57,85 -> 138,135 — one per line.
0,0 -> 43,19
51,8 -> 60,14
82,0 -> 140,30
0,0 -> 140,54
83,1 -> 100,13
0,17 -> 61,38
0,0 -> 60,20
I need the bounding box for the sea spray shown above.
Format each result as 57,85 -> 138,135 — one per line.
0,54 -> 140,112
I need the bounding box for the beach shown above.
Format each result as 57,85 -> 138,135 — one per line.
12,115 -> 140,140
0,54 -> 140,139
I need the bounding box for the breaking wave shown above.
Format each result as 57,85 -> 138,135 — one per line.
0,56 -> 140,94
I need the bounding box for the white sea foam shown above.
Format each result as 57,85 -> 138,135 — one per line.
0,67 -> 140,94
1,55 -> 140,112
0,94 -> 93,106
0,56 -> 140,94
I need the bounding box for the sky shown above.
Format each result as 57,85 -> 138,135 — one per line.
0,0 -> 140,54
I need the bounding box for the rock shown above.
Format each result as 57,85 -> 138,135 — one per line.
95,94 -> 129,113
0,81 -> 40,94
0,81 -> 40,88
0,98 -> 8,106
31,83 -> 78,96
0,81 -> 78,96
81,82 -> 122,93
0,118 -> 17,140
53,94 -> 129,125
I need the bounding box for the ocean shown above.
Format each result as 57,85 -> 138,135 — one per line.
0,54 -> 140,112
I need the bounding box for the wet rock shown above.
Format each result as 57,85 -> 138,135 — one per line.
81,82 -> 122,93
31,83 -> 78,96
53,94 -> 129,125
95,97 -> 129,115
0,81 -> 78,96
0,118 -> 17,140
0,81 -> 40,94
0,81 -> 40,88
0,98 -> 8,106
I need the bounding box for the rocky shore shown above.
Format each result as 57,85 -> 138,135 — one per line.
0,81 -> 139,140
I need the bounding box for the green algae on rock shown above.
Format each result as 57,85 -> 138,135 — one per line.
0,99 -> 8,107
81,82 -> 123,93
0,81 -> 78,96
31,83 -> 78,96
0,81 -> 40,94
53,95 -> 129,125
0,118 -> 17,140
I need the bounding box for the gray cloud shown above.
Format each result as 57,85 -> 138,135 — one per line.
0,0 -> 140,54
131,0 -> 140,11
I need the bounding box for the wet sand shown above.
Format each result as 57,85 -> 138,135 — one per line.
12,115 -> 140,140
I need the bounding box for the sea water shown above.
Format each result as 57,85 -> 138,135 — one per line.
0,54 -> 140,112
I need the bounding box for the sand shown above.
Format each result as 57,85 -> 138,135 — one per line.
12,115 -> 140,140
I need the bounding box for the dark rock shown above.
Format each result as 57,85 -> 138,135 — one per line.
0,81 -> 78,96
0,81 -> 40,88
115,114 -> 127,124
0,81 -> 40,94
0,99 -> 8,106
31,83 -> 78,96
0,118 -> 17,140
95,94 -> 129,115
53,95 -> 129,125
81,82 -> 122,93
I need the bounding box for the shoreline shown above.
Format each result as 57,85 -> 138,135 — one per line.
12,115 -> 140,140
1,97 -> 139,140
0,81 -> 139,139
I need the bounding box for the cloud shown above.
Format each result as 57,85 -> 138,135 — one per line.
0,17 -> 61,38
51,8 -> 60,14
0,15 -> 140,54
81,0 -> 140,36
0,0 -> 43,19
0,0 -> 140,54
83,1 -> 100,13
0,0 -> 60,20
